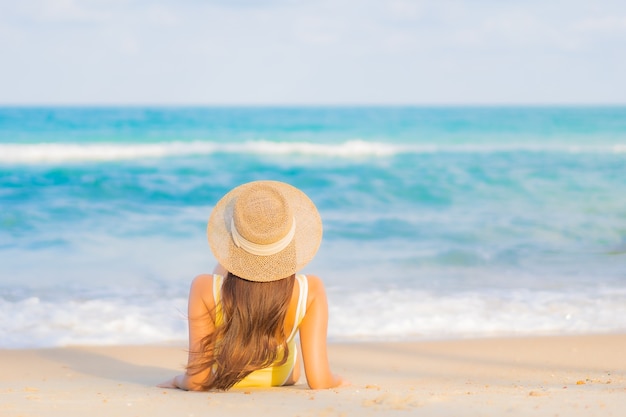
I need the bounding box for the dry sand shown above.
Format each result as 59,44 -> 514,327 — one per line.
1,334 -> 625,416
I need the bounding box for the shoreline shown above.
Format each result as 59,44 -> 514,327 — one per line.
2,334 -> 625,416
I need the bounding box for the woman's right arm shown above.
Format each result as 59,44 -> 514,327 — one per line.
298,275 -> 345,389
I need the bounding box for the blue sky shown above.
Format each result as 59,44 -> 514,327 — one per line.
1,0 -> 625,105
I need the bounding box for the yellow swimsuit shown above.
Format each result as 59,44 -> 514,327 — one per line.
212,274 -> 308,387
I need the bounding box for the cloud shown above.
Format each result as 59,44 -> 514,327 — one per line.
578,16 -> 626,34
0,0 -> 625,104
15,0 -> 113,23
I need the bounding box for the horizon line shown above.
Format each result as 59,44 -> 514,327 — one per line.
1,102 -> 626,108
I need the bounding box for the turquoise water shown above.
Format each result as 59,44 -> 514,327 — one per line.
1,107 -> 625,347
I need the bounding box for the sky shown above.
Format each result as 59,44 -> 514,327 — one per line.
0,0 -> 625,105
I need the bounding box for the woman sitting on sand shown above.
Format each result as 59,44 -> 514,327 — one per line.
159,181 -> 345,391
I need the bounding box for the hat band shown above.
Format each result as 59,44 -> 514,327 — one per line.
231,218 -> 296,256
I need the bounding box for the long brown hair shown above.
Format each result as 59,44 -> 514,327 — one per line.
187,272 -> 295,390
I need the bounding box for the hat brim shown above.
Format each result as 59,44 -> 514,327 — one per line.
207,181 -> 323,282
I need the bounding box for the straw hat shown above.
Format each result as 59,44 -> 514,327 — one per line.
207,181 -> 323,282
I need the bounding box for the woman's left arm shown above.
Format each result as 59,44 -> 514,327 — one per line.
158,274 -> 215,391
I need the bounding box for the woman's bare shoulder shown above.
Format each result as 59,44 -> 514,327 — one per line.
303,274 -> 323,286
192,263 -> 227,291
302,274 -> 327,304
190,273 -> 214,291
189,274 -> 216,312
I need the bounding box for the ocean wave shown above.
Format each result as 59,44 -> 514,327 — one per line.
328,287 -> 626,341
0,295 -> 188,348
2,287 -> 626,348
0,140 -> 397,163
0,140 -> 625,164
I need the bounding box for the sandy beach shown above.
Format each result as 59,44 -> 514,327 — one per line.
1,334 -> 624,416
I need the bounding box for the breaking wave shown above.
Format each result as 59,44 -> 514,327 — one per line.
1,140 -> 625,164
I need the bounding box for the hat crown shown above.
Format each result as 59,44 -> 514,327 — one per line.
232,185 -> 293,245
208,180 -> 322,282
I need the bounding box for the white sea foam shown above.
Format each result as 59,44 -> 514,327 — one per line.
1,295 -> 189,348
328,287 -> 626,341
0,142 -> 218,163
2,287 -> 625,348
0,140 -> 397,163
1,140 -> 625,164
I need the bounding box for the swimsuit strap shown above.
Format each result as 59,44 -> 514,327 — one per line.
213,274 -> 224,325
286,274 -> 308,341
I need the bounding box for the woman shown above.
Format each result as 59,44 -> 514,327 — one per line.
158,180 -> 345,390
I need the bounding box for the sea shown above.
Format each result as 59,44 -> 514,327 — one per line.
1,106 -> 625,348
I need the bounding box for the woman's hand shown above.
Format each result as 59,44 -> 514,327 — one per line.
334,374 -> 351,388
157,374 -> 185,389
